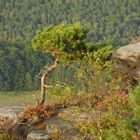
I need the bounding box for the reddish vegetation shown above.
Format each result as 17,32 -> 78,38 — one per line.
21,103 -> 58,125
96,90 -> 129,113
0,117 -> 14,134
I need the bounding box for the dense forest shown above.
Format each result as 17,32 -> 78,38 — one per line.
0,0 -> 140,91
0,42 -> 50,91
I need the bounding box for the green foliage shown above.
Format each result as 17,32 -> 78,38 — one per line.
128,79 -> 140,134
32,23 -> 92,61
0,134 -> 13,140
25,73 -> 33,91
130,80 -> 140,118
0,42 -> 48,91
92,46 -> 113,65
84,45 -> 113,70
74,46 -> 113,97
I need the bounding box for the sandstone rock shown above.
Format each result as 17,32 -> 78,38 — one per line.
45,115 -> 82,139
0,106 -> 23,119
113,42 -> 140,80
58,107 -> 105,122
0,106 -> 30,140
27,130 -> 51,140
45,107 -> 99,139
46,116 -> 74,133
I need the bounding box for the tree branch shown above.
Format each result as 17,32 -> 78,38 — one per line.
39,59 -> 59,104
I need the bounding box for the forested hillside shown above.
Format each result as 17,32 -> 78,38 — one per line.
0,42 -> 50,91
0,0 -> 140,91
1,0 -> 140,44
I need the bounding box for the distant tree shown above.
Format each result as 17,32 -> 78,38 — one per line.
14,59 -> 25,90
25,72 -> 33,91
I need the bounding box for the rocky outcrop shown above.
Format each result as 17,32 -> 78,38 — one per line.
0,106 -> 23,119
0,106 -> 108,140
27,131 -> 51,140
0,106 -> 30,140
113,42 -> 140,80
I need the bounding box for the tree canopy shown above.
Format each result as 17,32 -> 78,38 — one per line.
32,23 -> 93,61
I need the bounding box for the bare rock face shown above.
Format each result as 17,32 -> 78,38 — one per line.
0,106 -> 23,119
27,131 -> 51,140
113,42 -> 140,80
0,106 -> 30,140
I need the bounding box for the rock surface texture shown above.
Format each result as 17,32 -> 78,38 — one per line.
113,42 -> 140,80
27,131 -> 51,140
0,106 -> 23,119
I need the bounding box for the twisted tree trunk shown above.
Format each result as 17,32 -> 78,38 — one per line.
39,59 -> 59,104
